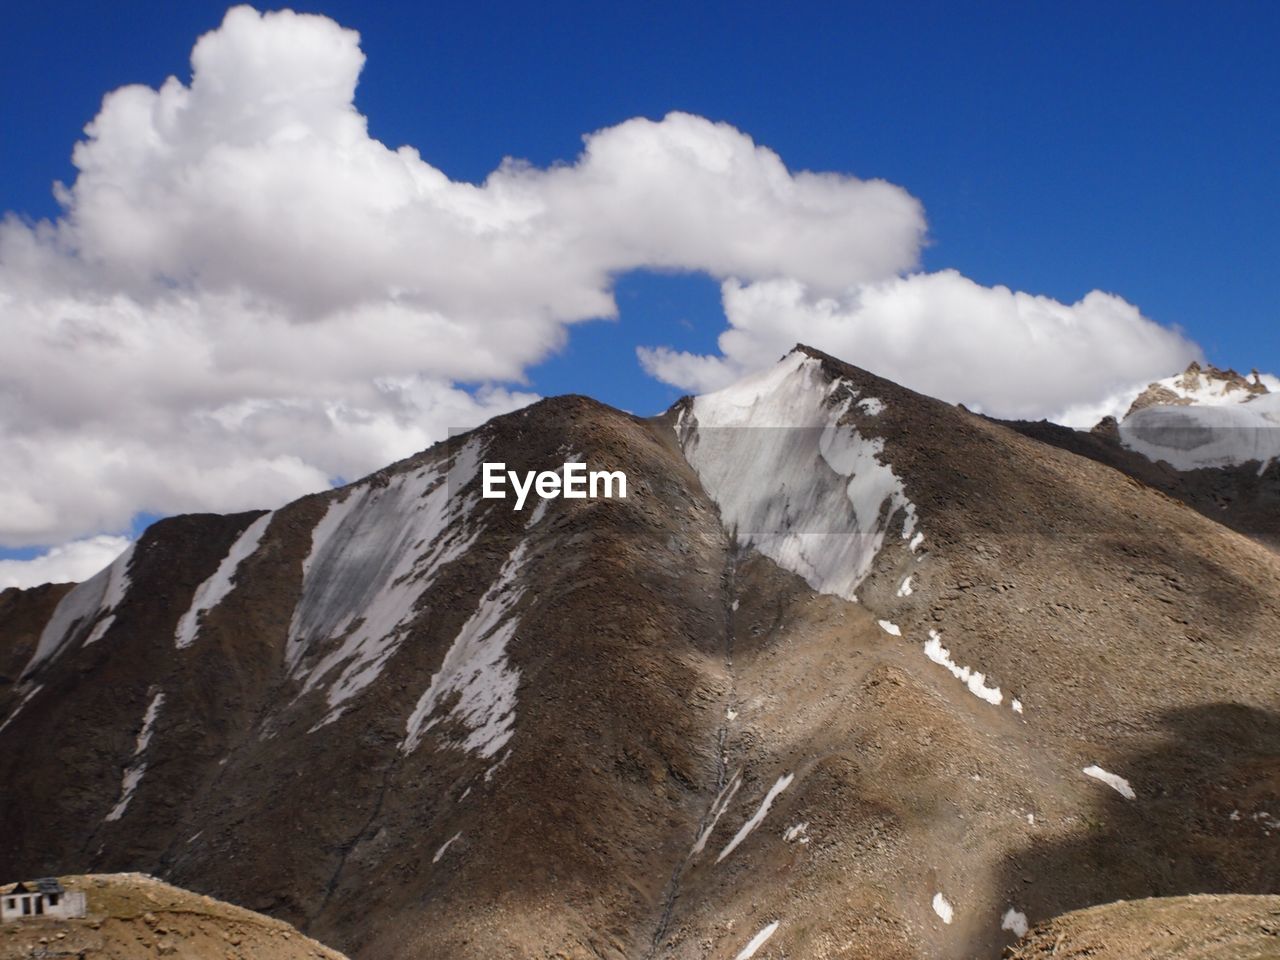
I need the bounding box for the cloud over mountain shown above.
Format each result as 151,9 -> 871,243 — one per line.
0,5 -> 923,552
639,271 -> 1199,422
0,4 -> 1201,576
0,535 -> 133,589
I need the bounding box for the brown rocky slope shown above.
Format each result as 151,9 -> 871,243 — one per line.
1004,893 -> 1280,959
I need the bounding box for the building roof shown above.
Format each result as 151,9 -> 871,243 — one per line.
34,878 -> 65,895
8,882 -> 30,894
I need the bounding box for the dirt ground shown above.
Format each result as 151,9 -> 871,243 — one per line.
1006,894 -> 1280,959
0,874 -> 348,959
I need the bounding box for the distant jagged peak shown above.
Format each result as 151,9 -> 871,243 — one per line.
1125,359 -> 1269,418
1116,358 -> 1280,472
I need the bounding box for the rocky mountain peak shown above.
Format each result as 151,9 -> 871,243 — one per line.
1125,360 -> 1269,417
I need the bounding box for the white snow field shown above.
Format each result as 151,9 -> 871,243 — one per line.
106,689 -> 165,821
677,352 -> 917,602
288,437 -> 487,727
23,542 -> 136,678
1120,392 -> 1280,472
175,512 -> 273,648
401,540 -> 529,760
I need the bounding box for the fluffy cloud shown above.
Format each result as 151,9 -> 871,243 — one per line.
0,5 -> 924,554
0,536 -> 133,590
640,271 -> 1201,422
1,4 -> 1212,592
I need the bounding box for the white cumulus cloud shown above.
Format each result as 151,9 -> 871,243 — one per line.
639,271 -> 1201,422
0,536 -> 132,590
0,5 -> 923,552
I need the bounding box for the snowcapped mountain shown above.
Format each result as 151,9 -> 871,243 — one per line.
1125,361 -> 1275,414
3,346 -> 1279,960
1115,362 -> 1280,472
1010,359 -> 1280,552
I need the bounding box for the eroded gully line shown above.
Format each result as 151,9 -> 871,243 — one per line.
645,534 -> 741,958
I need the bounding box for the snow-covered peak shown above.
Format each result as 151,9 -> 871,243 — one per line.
1117,362 -> 1280,471
1126,361 -> 1271,416
678,350 -> 917,601
683,349 -> 835,429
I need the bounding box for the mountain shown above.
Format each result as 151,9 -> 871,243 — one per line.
3,346 -> 1279,960
0,583 -> 72,690
1006,360 -> 1280,550
1126,361 -> 1272,417
0,873 -> 349,959
1117,361 -> 1280,471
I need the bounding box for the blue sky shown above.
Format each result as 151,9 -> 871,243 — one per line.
0,2 -> 1276,574
5,2 -> 1277,392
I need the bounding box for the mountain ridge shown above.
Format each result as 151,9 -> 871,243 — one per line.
3,346 -> 1278,959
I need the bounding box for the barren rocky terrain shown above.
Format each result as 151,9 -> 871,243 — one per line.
1005,894 -> 1280,959
2,346 -> 1276,959
0,873 -> 348,959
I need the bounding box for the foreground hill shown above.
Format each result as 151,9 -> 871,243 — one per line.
0,873 -> 347,959
1005,893 -> 1280,959
2,346 -> 1278,959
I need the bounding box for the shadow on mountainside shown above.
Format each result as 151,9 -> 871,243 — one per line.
979,702 -> 1280,958
1005,417 -> 1280,554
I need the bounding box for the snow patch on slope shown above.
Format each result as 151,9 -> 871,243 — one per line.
692,771 -> 742,858
402,539 -> 529,760
734,921 -> 779,960
433,832 -> 462,863
1083,764 -> 1135,800
1002,908 -> 1029,938
86,545 -> 134,642
0,684 -> 44,735
105,689 -> 164,821
717,772 -> 794,863
678,352 -> 917,602
288,438 -> 486,727
923,630 -> 1003,705
783,821 -> 810,843
23,544 -> 136,678
175,512 -> 272,648
932,892 -> 954,924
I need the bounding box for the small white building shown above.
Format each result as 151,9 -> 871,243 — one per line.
1,879 -> 86,921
